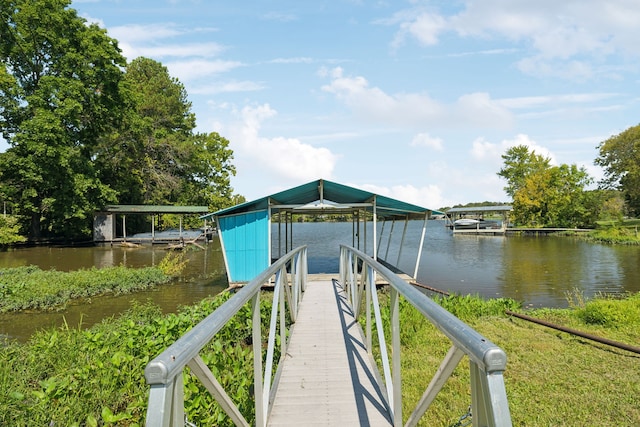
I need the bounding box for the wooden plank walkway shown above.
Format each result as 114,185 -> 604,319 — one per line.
267,277 -> 393,426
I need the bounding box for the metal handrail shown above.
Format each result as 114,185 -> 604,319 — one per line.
339,245 -> 512,427
144,246 -> 308,427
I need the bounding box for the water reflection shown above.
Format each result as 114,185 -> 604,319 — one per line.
278,220 -> 640,308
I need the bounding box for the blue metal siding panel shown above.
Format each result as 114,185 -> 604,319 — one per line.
218,210 -> 269,282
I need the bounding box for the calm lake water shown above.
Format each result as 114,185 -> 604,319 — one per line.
277,220 -> 640,308
2,220 -> 639,341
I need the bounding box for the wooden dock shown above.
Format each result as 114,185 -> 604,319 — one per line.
267,277 -> 393,426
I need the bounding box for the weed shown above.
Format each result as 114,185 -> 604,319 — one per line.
0,266 -> 171,313
157,252 -> 189,276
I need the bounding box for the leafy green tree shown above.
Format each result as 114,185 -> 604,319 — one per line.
176,131 -> 236,211
96,58 -> 237,214
595,124 -> 640,216
498,145 -> 551,198
0,0 -> 125,239
596,190 -> 625,222
95,57 -> 196,206
0,214 -> 26,245
500,146 -> 594,227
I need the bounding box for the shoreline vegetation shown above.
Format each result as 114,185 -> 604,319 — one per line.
1,282 -> 638,425
0,253 -> 188,313
585,219 -> 640,245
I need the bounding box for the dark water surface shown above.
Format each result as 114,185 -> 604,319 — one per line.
2,220 -> 639,341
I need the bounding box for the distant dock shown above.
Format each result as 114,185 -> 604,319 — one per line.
93,204 -> 212,245
448,225 -> 591,237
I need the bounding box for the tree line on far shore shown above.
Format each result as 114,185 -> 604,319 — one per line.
478,135 -> 638,229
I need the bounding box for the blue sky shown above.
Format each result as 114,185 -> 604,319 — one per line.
62,1 -> 640,207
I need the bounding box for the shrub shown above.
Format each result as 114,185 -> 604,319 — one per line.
576,294 -> 640,328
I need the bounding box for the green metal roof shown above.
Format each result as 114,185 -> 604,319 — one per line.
446,205 -> 512,214
101,205 -> 209,214
203,179 -> 441,220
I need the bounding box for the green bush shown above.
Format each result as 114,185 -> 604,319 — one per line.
0,215 -> 27,245
432,293 -> 522,322
576,294 -> 640,328
0,265 -> 171,312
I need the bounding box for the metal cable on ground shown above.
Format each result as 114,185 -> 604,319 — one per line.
410,281 -> 450,296
505,310 -> 640,355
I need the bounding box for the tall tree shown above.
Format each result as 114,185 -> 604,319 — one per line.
176,131 -> 235,211
595,124 -> 640,216
95,57 -> 237,211
96,57 -> 194,205
499,145 -> 594,227
513,164 -> 593,228
0,0 -> 125,239
498,145 -> 551,198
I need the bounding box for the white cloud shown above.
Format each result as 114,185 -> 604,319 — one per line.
456,93 -> 513,128
190,80 -> 265,95
517,57 -> 594,81
270,57 -> 314,64
470,133 -> 557,165
166,59 -> 243,82
391,1 -> 640,80
109,24 -> 184,44
471,137 -> 503,161
356,183 -> 446,210
262,11 -> 298,22
498,93 -> 619,109
228,104 -> 339,184
135,42 -> 225,59
411,133 -> 443,151
321,67 -> 513,128
391,13 -> 447,49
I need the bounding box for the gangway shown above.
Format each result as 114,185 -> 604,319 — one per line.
145,245 -> 512,426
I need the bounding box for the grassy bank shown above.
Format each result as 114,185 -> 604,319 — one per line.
0,253 -> 186,312
586,219 -> 640,244
1,288 -> 638,425
387,291 -> 640,426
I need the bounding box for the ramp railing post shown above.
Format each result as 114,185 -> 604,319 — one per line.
390,287 -> 402,425
144,246 -> 307,427
338,244 -> 512,427
252,292 -> 265,427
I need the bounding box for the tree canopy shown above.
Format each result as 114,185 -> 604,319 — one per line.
498,145 -> 595,228
498,145 -> 551,198
0,0 -> 125,239
0,0 -> 238,241
595,124 -> 640,216
95,57 -> 235,211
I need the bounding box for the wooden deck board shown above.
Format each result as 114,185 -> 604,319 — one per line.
267,278 -> 392,427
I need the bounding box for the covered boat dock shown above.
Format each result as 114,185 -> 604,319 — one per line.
201,179 -> 441,284
93,205 -> 211,244
446,205 -> 512,235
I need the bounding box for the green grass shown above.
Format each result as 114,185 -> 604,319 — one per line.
588,219 -> 640,244
369,291 -> 640,426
